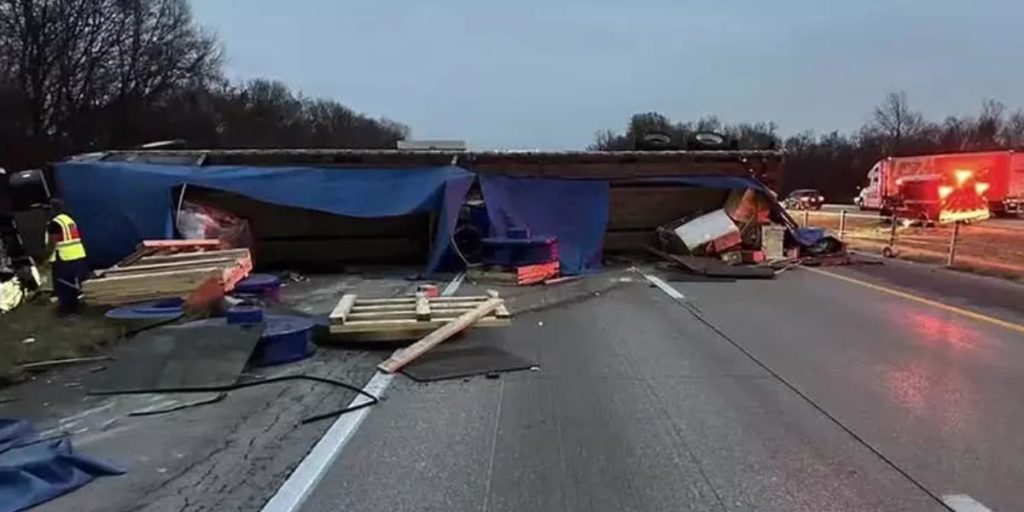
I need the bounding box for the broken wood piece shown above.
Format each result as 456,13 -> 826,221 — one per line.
544,275 -> 581,286
330,294 -> 358,323
377,297 -> 504,373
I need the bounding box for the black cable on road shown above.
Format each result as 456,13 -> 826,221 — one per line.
88,374 -> 379,424
653,277 -> 956,512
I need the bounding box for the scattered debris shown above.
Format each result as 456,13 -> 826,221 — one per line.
467,261 -> 560,285
128,392 -> 227,417
84,240 -> 252,309
90,374 -> 378,425
648,247 -> 776,279
18,356 -> 113,372
544,275 -> 581,286
401,345 -> 536,382
87,320 -> 264,394
0,396 -> 18,405
659,209 -> 741,256
378,295 -> 506,373
0,418 -> 124,510
329,291 -> 510,343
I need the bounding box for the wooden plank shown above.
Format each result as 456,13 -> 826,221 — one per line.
377,298 -> 505,373
347,307 -> 486,322
325,322 -> 507,343
99,257 -> 237,276
331,313 -> 507,333
351,301 -> 488,312
357,295 -> 489,304
140,239 -> 220,250
330,316 -> 509,334
329,294 -> 358,323
137,249 -> 251,264
84,266 -> 222,287
415,292 -> 430,321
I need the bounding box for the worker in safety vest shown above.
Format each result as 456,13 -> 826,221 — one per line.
44,199 -> 89,315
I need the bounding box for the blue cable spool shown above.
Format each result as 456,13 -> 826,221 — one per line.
250,314 -> 316,367
233,274 -> 282,302
105,298 -> 185,322
227,304 -> 265,325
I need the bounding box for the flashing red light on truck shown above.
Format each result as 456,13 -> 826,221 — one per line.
858,151 -> 1024,217
954,169 -> 973,187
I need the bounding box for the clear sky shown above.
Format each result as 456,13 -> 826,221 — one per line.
192,0 -> 1024,149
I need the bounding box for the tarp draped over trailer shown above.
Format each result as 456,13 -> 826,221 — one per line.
54,162 -> 474,271
55,160 -> 775,275
479,176 -> 610,275
476,174 -> 773,275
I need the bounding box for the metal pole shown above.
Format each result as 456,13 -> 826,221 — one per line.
839,210 -> 847,241
882,213 -> 898,258
947,221 -> 961,267
803,208 -> 810,227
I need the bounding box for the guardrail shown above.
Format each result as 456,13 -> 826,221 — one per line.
787,208 -> 1024,280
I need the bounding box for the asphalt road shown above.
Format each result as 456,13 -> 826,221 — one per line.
296,263 -> 1024,512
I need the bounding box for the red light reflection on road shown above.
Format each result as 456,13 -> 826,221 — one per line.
890,310 -> 983,350
882,361 -> 976,435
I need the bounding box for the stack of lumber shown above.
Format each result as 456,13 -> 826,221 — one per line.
84,241 -> 252,305
329,291 -> 511,343
466,261 -> 560,286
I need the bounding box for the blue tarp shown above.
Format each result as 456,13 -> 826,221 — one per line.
479,176 -> 610,275
0,418 -> 123,512
54,162 -> 474,272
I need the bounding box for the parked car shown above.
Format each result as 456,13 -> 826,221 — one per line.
783,189 -> 825,210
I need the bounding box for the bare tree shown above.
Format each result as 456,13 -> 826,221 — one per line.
871,91 -> 923,153
1001,109 -> 1024,148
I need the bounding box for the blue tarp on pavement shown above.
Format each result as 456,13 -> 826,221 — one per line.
0,418 -> 123,512
479,176 -> 610,275
54,162 -> 474,272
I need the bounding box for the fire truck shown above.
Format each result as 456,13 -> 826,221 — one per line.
855,151 -> 1024,222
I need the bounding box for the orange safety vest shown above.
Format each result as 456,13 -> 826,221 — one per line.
47,213 -> 87,262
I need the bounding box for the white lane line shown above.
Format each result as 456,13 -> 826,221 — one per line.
942,494 -> 995,512
260,372 -> 395,512
442,272 -> 465,296
262,271 -> 464,512
639,271 -> 685,300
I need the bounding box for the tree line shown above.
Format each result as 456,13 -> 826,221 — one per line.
0,0 -> 409,171
592,92 -> 1024,201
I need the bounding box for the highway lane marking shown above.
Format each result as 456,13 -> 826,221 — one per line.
261,273 -> 465,512
640,272 -> 686,300
259,372 -> 394,512
806,267 -> 1024,336
942,494 -> 994,512
442,271 -> 465,297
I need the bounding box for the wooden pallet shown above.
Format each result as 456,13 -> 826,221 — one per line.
328,292 -> 511,343
84,241 -> 252,306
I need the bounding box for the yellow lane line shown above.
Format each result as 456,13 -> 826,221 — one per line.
805,267 -> 1024,335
